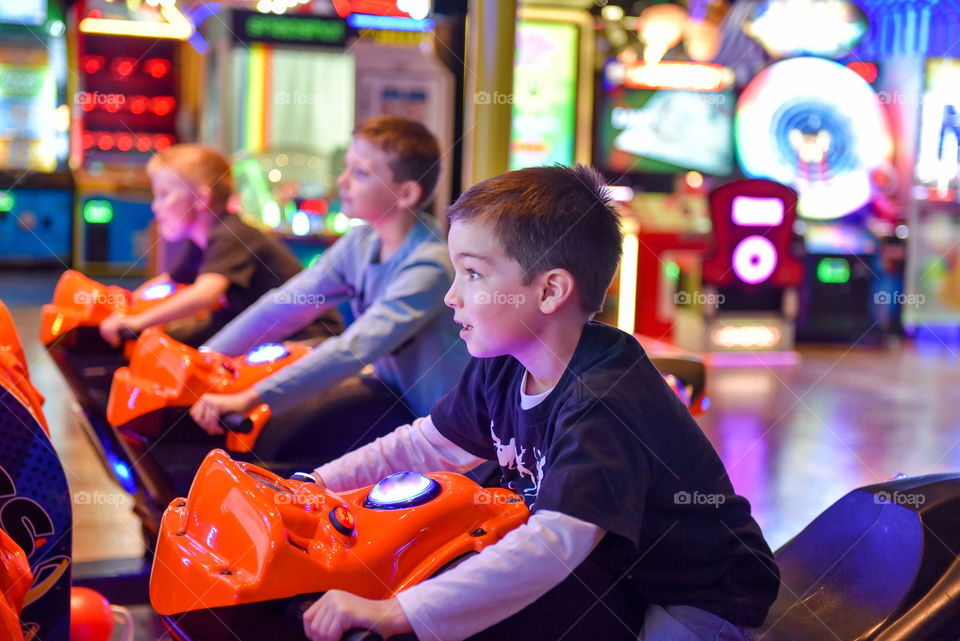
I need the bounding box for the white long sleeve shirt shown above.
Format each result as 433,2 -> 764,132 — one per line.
314,415 -> 606,641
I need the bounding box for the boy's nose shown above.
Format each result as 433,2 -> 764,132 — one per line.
443,281 -> 460,309
336,171 -> 348,192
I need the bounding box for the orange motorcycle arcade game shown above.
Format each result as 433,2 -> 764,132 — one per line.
150,449 -> 528,640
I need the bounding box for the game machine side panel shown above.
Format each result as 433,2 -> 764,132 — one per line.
0,0 -> 73,268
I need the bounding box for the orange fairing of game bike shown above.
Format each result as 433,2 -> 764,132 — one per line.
38,269 -> 190,347
150,449 -> 529,615
107,331 -> 310,452
0,528 -> 32,641
0,302 -> 48,434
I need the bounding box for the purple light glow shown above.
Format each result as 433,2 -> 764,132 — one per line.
732,235 -> 778,284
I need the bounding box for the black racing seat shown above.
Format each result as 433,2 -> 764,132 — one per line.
760,473 -> 960,641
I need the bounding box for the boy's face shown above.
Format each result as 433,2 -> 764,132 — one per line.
337,136 -> 414,222
445,219 -> 542,358
150,168 -> 205,242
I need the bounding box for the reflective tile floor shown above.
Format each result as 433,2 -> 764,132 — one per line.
4,271 -> 960,561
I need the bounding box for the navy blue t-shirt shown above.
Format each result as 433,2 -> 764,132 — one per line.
430,321 -> 780,627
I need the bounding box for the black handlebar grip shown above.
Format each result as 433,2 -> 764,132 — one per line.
285,597 -> 383,641
219,413 -> 253,433
118,327 -> 140,341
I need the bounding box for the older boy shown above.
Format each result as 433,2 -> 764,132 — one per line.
189,117 -> 469,438
301,165 -> 779,641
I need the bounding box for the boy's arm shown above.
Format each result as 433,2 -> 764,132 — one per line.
202,261 -> 351,355
100,273 -> 228,346
313,415 -> 485,491
250,257 -> 451,417
395,510 -> 606,641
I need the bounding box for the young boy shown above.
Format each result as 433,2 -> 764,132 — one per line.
188,117 -> 470,445
299,166 -> 780,641
99,144 -> 340,348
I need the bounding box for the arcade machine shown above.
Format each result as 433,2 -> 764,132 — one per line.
673,178 -> 805,361
69,0 -> 193,274
0,0 -> 73,267
593,58 -> 735,337
509,6 -> 593,171
735,57 -> 895,343
905,58 -> 960,342
200,4 -> 454,267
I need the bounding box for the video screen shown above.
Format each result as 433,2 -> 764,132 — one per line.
595,84 -> 734,176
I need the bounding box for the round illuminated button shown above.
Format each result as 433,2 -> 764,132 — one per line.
329,505 -> 356,536
364,472 -> 441,510
245,342 -> 289,365
732,235 -> 778,285
141,282 -> 176,301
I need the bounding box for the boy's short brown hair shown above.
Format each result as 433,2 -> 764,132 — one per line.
147,144 -> 234,213
353,116 -> 441,208
447,165 -> 622,314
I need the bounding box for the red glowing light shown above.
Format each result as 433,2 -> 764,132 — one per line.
82,133 -> 94,149
136,135 -> 151,152
154,135 -> 172,152
81,55 -> 105,75
112,58 -> 136,78
150,96 -> 176,117
144,58 -> 171,79
97,134 -> 115,151
116,133 -> 134,152
847,62 -> 878,84
129,96 -> 148,115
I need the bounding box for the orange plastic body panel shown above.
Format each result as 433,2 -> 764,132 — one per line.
38,270 -> 189,346
0,528 -> 32,641
106,331 -> 308,442
0,302 -> 48,435
150,449 -> 529,615
226,404 -> 272,453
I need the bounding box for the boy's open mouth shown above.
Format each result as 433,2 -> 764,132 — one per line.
455,320 -> 473,333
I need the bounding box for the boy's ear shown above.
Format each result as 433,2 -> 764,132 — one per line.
396,180 -> 422,210
195,185 -> 213,209
537,268 -> 577,314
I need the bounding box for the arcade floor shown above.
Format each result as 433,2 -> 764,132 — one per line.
4,270 -> 960,617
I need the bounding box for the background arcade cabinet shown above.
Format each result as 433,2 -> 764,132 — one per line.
735,57 -> 896,343
69,0 -> 193,275
674,178 -> 804,359
0,1 -> 74,267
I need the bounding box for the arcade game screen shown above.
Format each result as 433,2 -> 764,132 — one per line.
595,65 -> 734,176
916,58 -> 960,197
509,19 -> 578,170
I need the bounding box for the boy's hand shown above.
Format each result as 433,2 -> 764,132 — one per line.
303,591 -> 411,641
99,313 -> 139,347
189,388 -> 261,436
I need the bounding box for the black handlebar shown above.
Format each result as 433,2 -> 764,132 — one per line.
219,413 -> 254,433
118,327 -> 140,341
286,597 -> 384,641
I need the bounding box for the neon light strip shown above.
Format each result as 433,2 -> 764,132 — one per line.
79,7 -> 193,40
346,14 -> 435,32
617,232 -> 639,334
245,44 -> 267,151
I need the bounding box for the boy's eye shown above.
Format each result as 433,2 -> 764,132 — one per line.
466,268 -> 481,281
